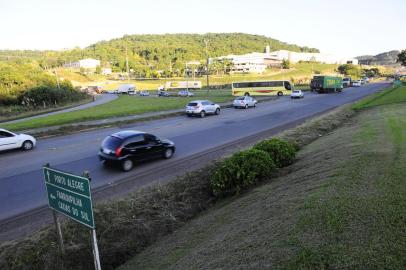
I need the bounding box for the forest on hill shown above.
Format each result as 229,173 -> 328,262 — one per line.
0,33 -> 319,76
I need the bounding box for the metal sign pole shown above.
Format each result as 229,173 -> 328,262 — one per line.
91,229 -> 101,270
52,210 -> 65,256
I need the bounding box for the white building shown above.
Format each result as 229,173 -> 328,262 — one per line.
213,52 -> 280,74
64,58 -> 101,69
268,50 -> 358,65
212,49 -> 358,73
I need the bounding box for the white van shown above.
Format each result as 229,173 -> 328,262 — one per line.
117,84 -> 137,94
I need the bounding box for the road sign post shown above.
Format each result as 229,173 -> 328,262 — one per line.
43,165 -> 101,270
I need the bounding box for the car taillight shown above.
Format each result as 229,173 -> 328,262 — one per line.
115,147 -> 123,157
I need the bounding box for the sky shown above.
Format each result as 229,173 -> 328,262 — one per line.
0,0 -> 405,57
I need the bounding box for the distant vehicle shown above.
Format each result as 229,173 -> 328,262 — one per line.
165,81 -> 202,90
352,80 -> 362,87
362,77 -> 369,83
233,96 -> 257,109
178,90 -> 195,97
342,77 -> 352,88
310,76 -> 343,93
139,91 -> 150,96
185,100 -> 221,118
158,90 -> 170,97
86,85 -> 103,94
232,80 -> 293,97
98,130 -> 175,172
290,90 -> 304,99
0,128 -> 36,152
117,84 -> 137,94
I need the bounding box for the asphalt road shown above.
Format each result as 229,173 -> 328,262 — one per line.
0,82 -> 388,223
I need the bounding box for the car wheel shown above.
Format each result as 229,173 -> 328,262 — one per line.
22,140 -> 34,151
277,91 -> 283,96
253,103 -> 256,107
187,114 -> 192,117
215,108 -> 220,115
121,159 -> 134,172
244,104 -> 248,109
200,111 -> 206,118
163,148 -> 174,159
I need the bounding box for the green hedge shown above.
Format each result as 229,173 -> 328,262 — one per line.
210,149 -> 275,195
253,138 -> 296,167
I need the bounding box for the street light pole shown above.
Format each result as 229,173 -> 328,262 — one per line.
185,62 -> 189,92
204,39 -> 210,95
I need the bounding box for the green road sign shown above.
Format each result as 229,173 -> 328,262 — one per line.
44,166 -> 95,229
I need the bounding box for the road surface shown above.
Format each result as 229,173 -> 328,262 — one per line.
0,82 -> 389,240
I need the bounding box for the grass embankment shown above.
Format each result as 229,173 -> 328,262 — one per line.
2,89 -> 231,131
118,85 -> 406,269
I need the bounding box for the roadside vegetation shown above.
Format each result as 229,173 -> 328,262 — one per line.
0,61 -> 89,120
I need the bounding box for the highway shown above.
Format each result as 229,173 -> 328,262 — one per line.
0,82 -> 388,237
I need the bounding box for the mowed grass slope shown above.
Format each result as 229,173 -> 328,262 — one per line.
118,86 -> 406,269
2,89 -> 232,131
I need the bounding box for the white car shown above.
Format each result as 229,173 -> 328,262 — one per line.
0,128 -> 36,152
352,80 -> 362,87
178,90 -> 195,97
233,96 -> 257,108
185,100 -> 221,118
139,91 -> 150,96
291,90 -> 304,99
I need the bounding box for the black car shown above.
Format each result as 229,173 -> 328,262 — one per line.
98,130 -> 175,171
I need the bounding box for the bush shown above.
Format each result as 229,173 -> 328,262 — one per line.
210,149 -> 276,195
253,138 -> 296,168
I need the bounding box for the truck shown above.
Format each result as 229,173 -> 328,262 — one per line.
116,84 -> 137,94
342,77 -> 351,87
310,76 -> 343,93
165,81 -> 202,90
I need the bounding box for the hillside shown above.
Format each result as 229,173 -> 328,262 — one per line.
356,50 -> 400,65
0,33 -> 319,75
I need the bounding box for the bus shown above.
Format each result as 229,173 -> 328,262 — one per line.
231,80 -> 293,97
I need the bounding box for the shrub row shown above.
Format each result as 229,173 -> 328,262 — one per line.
210,138 -> 297,195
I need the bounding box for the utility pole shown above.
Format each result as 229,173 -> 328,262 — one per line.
54,70 -> 61,90
125,46 -> 130,82
204,39 -> 210,95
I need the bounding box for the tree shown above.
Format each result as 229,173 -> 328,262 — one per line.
282,59 -> 290,69
397,50 -> 406,66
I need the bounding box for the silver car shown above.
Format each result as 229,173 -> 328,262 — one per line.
233,96 -> 257,109
185,100 -> 221,118
178,90 -> 194,97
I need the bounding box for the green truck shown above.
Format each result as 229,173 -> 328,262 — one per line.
310,76 -> 343,93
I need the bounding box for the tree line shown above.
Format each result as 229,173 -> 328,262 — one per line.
0,33 -> 319,77
0,61 -> 86,107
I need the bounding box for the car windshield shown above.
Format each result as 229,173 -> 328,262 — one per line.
102,136 -> 122,149
293,90 -> 300,93
235,97 -> 245,100
188,102 -> 198,106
